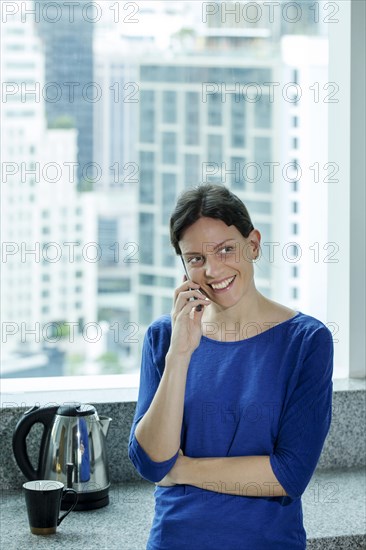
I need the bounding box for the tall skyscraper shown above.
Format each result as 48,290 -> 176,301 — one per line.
136,57 -> 278,334
92,2 -> 328,361
133,5 -> 328,335
1,5 -> 98,376
35,0 -> 94,189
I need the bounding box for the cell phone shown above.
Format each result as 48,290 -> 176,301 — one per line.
180,256 -> 203,312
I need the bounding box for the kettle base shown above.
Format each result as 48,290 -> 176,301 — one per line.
61,486 -> 110,511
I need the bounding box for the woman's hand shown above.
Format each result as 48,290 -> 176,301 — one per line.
169,277 -> 211,358
156,450 -> 188,487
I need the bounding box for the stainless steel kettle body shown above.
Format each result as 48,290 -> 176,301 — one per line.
12,403 -> 111,510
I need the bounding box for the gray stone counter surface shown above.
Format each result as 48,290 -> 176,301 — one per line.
1,380 -> 365,490
0,468 -> 365,550
1,380 -> 365,548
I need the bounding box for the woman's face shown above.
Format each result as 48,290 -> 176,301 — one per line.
179,216 -> 260,311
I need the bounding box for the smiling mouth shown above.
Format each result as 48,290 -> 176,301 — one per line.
209,275 -> 236,291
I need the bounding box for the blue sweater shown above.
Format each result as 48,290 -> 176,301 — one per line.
129,312 -> 333,550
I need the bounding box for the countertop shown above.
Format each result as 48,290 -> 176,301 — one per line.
1,468 -> 365,550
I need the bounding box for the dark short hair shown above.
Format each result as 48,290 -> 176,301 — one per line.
169,184 -> 254,255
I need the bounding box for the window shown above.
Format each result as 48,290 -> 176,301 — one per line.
230,157 -> 246,189
2,0 -> 363,387
254,137 -> 271,193
161,297 -> 172,314
162,91 -> 177,124
98,218 -> 118,266
162,235 -> 175,267
185,154 -> 200,187
162,174 -> 176,223
208,93 -> 222,126
140,90 -> 155,143
255,99 -> 271,129
244,201 -> 271,215
162,132 -> 176,164
139,151 -> 155,204
185,92 -> 200,145
231,96 -> 246,148
207,135 -> 223,164
98,279 -> 131,293
139,213 -> 154,265
139,295 -> 153,325
140,274 -> 154,285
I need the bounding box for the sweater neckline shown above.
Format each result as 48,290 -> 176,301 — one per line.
200,311 -> 303,345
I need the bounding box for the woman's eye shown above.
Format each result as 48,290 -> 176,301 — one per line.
220,246 -> 234,254
188,256 -> 204,265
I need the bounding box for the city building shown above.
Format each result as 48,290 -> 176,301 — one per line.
1,6 -> 98,376
95,190 -> 139,369
92,1 -> 196,367
131,2 -> 328,337
135,54 -> 279,336
93,2 -> 328,355
35,0 -> 94,189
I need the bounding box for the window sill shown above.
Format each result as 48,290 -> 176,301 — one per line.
0,373 -> 140,407
1,376 -> 364,409
332,377 -> 366,391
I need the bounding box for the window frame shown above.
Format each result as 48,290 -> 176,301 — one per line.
2,1 -> 365,404
327,0 -> 365,379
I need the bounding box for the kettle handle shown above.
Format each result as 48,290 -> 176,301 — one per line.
12,405 -> 59,480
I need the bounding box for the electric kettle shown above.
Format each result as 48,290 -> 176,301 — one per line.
12,402 -> 111,510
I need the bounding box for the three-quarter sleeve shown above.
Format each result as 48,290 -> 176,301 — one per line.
128,319 -> 179,483
269,326 -> 334,500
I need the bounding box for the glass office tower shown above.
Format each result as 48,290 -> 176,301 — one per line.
36,0 -> 94,189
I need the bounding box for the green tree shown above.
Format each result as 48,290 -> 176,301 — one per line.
97,352 -> 121,374
48,115 -> 75,129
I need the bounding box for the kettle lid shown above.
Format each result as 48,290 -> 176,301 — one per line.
56,402 -> 96,417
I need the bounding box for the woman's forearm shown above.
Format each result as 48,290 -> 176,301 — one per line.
164,454 -> 288,498
134,350 -> 191,462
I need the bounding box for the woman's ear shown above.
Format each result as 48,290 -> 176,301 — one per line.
250,229 -> 261,260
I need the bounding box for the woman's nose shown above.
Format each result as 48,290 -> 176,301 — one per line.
204,253 -> 223,278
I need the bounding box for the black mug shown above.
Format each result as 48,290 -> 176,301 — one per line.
23,480 -> 78,535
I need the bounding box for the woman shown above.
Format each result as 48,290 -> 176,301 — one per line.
129,184 -> 333,549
